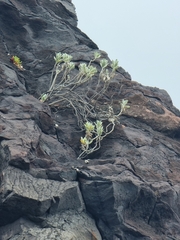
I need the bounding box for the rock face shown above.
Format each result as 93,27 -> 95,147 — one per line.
0,0 -> 180,239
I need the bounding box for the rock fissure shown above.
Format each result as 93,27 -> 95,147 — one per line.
147,201 -> 157,225
0,30 -> 10,55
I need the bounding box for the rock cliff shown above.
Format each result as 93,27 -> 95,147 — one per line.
0,0 -> 180,239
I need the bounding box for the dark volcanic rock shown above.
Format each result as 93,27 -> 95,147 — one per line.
0,0 -> 180,240
0,166 -> 84,225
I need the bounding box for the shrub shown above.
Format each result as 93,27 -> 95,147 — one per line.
40,52 -> 129,159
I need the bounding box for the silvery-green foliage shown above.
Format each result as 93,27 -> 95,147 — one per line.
54,52 -> 63,63
67,62 -> 75,71
39,51 -> 129,159
121,99 -> 130,111
79,100 -> 130,159
39,93 -> 48,102
95,120 -> 104,136
111,59 -> 119,71
94,52 -> 101,59
62,53 -> 73,63
84,121 -> 95,132
100,59 -> 108,69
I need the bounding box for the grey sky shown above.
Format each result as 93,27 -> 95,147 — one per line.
73,0 -> 180,110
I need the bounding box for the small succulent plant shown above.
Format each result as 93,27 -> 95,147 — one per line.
10,55 -> 25,70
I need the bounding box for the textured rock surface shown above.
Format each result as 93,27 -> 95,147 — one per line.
0,0 -> 180,240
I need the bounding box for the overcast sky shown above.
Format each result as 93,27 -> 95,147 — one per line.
72,0 -> 180,110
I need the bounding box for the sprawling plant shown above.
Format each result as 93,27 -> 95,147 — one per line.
79,99 -> 129,159
40,52 -> 120,124
40,52 -> 129,159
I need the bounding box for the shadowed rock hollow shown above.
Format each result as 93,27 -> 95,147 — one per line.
0,0 -> 180,239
